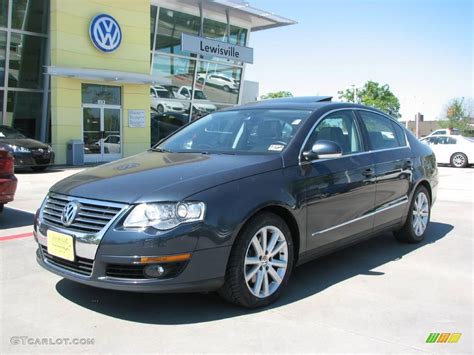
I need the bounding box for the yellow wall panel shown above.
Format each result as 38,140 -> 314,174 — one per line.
50,0 -> 151,164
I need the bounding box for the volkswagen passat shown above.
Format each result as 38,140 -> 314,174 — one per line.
35,97 -> 438,308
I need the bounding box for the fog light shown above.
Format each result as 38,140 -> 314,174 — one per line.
144,264 -> 165,278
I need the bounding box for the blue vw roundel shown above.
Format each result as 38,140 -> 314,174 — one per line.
89,14 -> 122,52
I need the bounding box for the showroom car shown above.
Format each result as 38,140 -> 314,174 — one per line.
420,134 -> 473,168
197,73 -> 239,92
0,125 -> 55,171
34,97 -> 438,308
0,144 -> 17,214
174,86 -> 217,114
150,86 -> 186,113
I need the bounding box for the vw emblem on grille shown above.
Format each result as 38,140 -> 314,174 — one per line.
61,201 -> 80,227
89,14 -> 122,52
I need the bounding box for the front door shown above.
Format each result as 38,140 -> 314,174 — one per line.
303,109 -> 377,252
82,105 -> 122,163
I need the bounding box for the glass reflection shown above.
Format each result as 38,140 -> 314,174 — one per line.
9,33 -> 46,89
196,62 -> 242,105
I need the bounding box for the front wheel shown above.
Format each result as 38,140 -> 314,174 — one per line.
395,185 -> 431,243
450,152 -> 468,168
218,212 -> 294,308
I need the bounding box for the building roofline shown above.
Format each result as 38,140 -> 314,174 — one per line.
203,0 -> 297,31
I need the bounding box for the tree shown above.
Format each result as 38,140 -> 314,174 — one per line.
438,98 -> 471,134
338,81 -> 401,117
260,91 -> 293,100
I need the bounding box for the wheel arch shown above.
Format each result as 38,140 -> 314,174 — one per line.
234,204 -> 301,267
414,179 -> 432,204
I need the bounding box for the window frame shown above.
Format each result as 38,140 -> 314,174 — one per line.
354,109 -> 409,152
299,109 -> 366,165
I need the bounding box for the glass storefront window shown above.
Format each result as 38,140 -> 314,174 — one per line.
12,0 -> 48,34
8,91 -> 43,138
0,31 -> 6,85
150,5 -> 157,50
8,33 -> 46,89
155,8 -> 200,56
230,25 -> 247,46
0,0 -> 7,28
81,84 -> 121,105
203,18 -> 227,42
196,61 -> 242,105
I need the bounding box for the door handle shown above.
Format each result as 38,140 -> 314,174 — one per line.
362,168 -> 375,177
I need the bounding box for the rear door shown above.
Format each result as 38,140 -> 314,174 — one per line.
356,110 -> 412,232
303,109 -> 377,251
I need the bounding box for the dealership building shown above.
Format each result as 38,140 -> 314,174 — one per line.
0,0 -> 294,164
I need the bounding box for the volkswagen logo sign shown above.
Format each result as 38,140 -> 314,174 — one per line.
89,14 -> 122,53
61,201 -> 80,227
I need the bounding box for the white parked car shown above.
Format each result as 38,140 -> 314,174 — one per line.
94,135 -> 121,154
420,135 -> 473,168
425,128 -> 460,137
150,86 -> 185,113
175,86 -> 217,114
197,73 -> 239,92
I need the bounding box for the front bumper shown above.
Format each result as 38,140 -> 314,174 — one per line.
34,216 -> 231,293
14,151 -> 55,167
35,245 -> 228,293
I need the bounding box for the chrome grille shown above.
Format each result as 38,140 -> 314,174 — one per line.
41,194 -> 126,234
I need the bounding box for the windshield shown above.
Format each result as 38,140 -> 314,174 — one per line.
0,125 -> 26,139
194,90 -> 208,100
156,109 -> 312,154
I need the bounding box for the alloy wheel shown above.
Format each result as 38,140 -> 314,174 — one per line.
452,154 -> 466,168
244,226 -> 288,298
412,191 -> 429,236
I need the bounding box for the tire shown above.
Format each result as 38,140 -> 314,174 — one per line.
223,85 -> 230,92
450,152 -> 468,168
395,185 -> 431,243
157,104 -> 165,114
31,166 -> 48,172
218,212 -> 294,308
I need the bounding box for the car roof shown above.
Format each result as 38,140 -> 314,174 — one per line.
223,96 -> 394,116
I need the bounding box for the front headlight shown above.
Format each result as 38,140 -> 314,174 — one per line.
123,202 -> 205,230
11,145 -> 30,153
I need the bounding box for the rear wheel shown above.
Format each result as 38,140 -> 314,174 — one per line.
157,104 -> 164,114
450,152 -> 468,168
395,185 -> 430,243
218,212 -> 294,308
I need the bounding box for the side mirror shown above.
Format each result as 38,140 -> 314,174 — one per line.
303,140 -> 343,161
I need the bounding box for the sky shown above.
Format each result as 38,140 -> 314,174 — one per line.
244,0 -> 473,121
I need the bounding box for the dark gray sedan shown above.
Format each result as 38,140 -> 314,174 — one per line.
35,97 -> 438,308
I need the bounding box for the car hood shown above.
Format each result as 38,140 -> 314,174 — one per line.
50,151 -> 283,204
0,138 -> 49,149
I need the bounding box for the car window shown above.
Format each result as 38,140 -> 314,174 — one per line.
150,89 -> 156,97
358,111 -> 404,150
304,110 -> 362,155
438,136 -> 456,145
158,109 -> 312,155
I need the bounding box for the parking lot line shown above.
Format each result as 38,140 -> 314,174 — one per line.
0,232 -> 33,242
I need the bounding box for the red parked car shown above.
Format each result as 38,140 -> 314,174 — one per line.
0,146 -> 17,213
